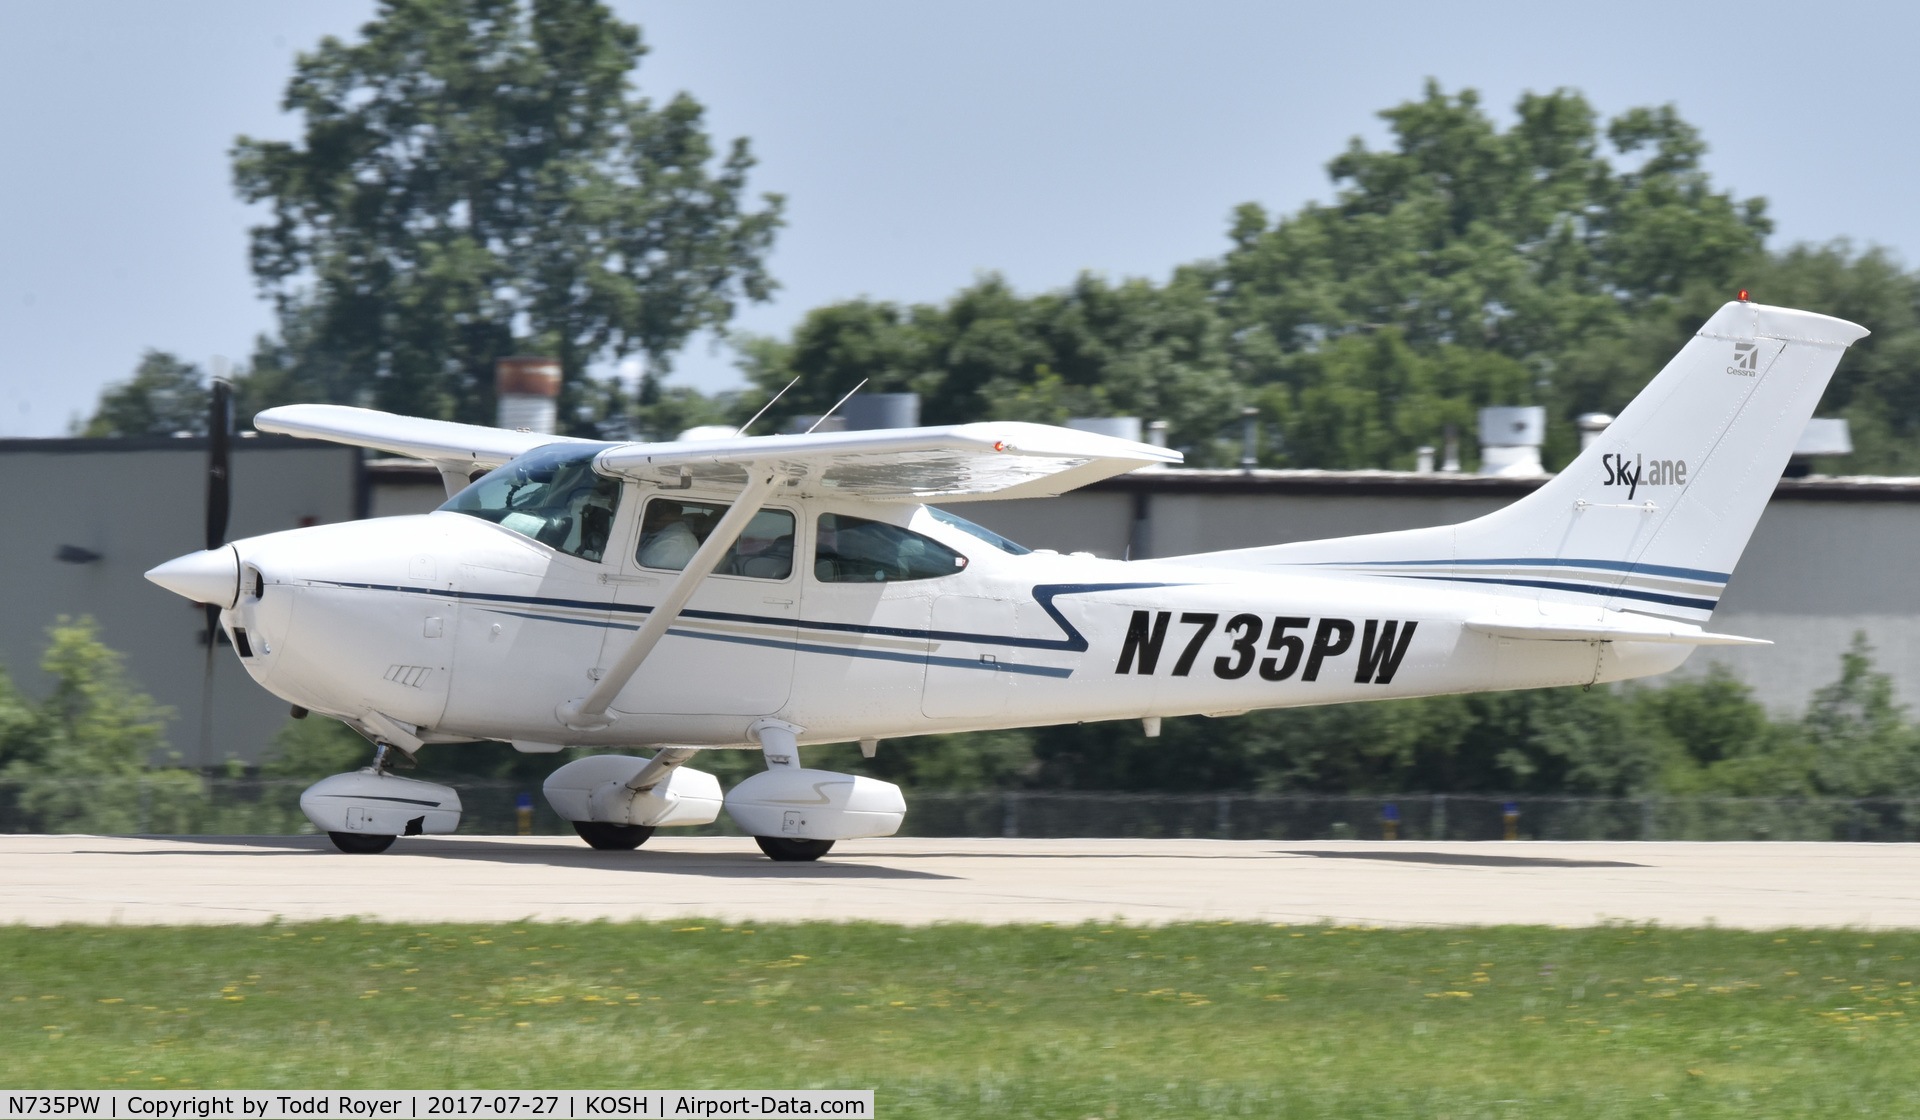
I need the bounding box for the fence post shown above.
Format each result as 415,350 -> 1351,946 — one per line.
1641,797 -> 1656,841
1217,795 -> 1232,839
1850,800 -> 1864,843
1002,791 -> 1020,839
1431,794 -> 1447,841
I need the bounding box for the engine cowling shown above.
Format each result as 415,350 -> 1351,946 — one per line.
541,754 -> 723,828
724,768 -> 906,841
299,769 -> 461,837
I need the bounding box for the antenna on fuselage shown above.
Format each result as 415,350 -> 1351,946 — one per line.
733,376 -> 800,438
806,379 -> 869,434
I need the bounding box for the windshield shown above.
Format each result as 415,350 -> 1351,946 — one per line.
442,443 -> 620,562
926,506 -> 1030,554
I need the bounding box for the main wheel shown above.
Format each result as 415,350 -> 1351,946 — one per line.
327,831 -> 396,854
755,835 -> 835,862
572,821 -> 655,851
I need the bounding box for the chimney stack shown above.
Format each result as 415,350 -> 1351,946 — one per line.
495,356 -> 561,434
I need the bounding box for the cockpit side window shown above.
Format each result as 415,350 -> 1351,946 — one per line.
637,499 -> 795,580
814,513 -> 968,582
441,444 -> 620,562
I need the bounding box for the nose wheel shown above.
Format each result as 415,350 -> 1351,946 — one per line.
327,831 -> 396,854
322,742 -> 415,854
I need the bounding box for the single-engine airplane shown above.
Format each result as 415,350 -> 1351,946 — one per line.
145,299 -> 1864,859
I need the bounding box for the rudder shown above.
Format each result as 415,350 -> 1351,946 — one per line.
1171,300 -> 1868,622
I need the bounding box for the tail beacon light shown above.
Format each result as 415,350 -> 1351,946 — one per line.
542,754 -> 723,828
299,769 -> 462,837
724,769 -> 906,841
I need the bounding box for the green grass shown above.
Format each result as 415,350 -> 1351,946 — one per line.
4,921 -> 1917,1118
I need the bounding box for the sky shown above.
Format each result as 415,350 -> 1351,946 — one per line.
1,0 -> 1915,437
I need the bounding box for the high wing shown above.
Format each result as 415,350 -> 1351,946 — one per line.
255,405 -> 1181,503
594,421 -> 1180,501
254,404 -> 603,486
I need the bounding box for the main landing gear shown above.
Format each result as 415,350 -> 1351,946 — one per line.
723,720 -> 905,862
538,725 -> 908,863
754,836 -> 835,862
572,822 -> 656,850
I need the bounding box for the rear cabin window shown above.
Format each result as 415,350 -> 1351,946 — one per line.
814,513 -> 968,582
442,444 -> 619,562
926,506 -> 1031,554
637,499 -> 795,580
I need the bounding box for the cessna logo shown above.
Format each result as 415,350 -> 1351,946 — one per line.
1602,452 -> 1686,500
1727,341 -> 1760,376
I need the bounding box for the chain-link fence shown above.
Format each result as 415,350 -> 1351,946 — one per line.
6,777 -> 1920,841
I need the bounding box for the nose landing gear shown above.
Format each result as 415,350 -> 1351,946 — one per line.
300,739 -> 462,854
328,831 -> 398,855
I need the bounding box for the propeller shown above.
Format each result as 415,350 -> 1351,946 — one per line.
199,360 -> 232,763
206,373 -> 230,553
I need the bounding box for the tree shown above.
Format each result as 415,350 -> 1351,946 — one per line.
80,351 -> 207,437
232,0 -> 783,427
1,618 -> 206,834
1209,82 -> 1771,466
737,272 -> 1245,464
1745,243 -> 1920,474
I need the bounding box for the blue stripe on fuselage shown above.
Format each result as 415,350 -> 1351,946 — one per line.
307,579 -> 1173,677
1319,556 -> 1729,585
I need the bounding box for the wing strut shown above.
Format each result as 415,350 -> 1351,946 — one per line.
557,462 -> 780,731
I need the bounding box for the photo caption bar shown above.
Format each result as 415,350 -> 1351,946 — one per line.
1,1092 -> 873,1120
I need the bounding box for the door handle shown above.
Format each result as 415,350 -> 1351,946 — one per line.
600,572 -> 660,586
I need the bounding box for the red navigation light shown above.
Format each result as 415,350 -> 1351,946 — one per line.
1738,289 -> 1750,302
993,441 -> 1006,452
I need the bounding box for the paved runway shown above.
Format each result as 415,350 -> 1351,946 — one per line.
4,834 -> 1918,928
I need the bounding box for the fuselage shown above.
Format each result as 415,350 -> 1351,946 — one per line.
214,478 -> 1691,752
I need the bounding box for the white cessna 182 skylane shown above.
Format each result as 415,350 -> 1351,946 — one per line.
145,299 -> 1863,860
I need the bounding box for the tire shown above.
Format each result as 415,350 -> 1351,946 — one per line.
755,835 -> 835,862
572,821 -> 656,851
327,831 -> 396,854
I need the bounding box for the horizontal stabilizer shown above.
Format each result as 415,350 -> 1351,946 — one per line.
595,421 -> 1181,502
1464,616 -> 1770,647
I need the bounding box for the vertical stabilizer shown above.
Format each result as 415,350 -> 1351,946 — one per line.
1177,301 -> 1869,621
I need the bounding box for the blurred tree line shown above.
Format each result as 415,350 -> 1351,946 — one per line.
86,62 -> 1920,472
733,84 -> 1920,471
255,636 -> 1920,802
84,0 -> 781,440
0,619 -> 265,833
7,621 -> 1920,824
